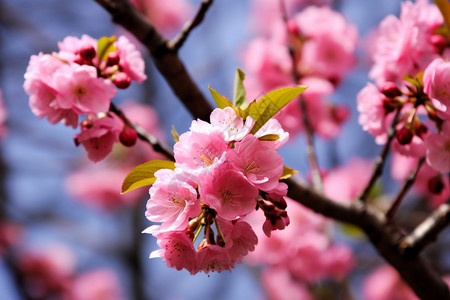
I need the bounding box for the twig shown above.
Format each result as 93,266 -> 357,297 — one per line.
400,203 -> 450,257
386,157 -> 425,221
94,0 -> 213,122
279,0 -> 323,192
358,108 -> 401,202
167,0 -> 214,51
109,103 -> 175,161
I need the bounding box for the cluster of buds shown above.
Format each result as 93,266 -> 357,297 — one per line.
24,35 -> 146,161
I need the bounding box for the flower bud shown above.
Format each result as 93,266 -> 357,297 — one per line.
79,45 -> 96,61
113,72 -> 131,89
428,176 -> 444,194
380,81 -> 402,98
332,105 -> 350,124
430,34 -> 447,53
106,52 -> 120,66
287,20 -> 300,36
396,127 -> 413,145
119,127 -> 138,147
414,122 -> 428,138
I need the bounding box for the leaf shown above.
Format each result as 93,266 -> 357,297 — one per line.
97,36 -> 117,63
341,223 -> 364,238
233,68 -> 247,108
258,134 -> 280,141
208,85 -> 233,109
248,85 -> 307,134
434,0 -> 450,29
171,125 -> 179,143
121,160 -> 175,194
280,165 -> 298,180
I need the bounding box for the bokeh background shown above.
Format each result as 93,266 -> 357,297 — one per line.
0,0 -> 417,299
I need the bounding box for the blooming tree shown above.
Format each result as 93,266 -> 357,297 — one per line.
1,0 -> 450,299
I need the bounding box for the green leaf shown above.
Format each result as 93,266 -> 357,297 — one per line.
121,160 -> 175,194
233,68 -> 248,108
341,223 -> 364,238
248,85 -> 307,134
280,165 -> 298,180
434,0 -> 450,29
171,125 -> 179,143
208,85 -> 233,109
258,134 -> 280,141
97,36 -> 117,63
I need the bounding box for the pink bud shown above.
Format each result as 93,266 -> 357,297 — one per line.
119,127 -> 137,147
332,105 -> 350,124
430,34 -> 447,53
396,128 -> 413,145
428,176 -> 444,194
106,52 -> 120,66
380,81 -> 402,98
414,122 -> 428,138
79,45 -> 96,61
113,72 -> 131,89
287,20 -> 300,36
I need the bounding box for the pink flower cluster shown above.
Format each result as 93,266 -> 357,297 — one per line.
243,5 -> 356,139
24,35 -> 147,162
145,107 -> 290,274
358,0 -> 450,200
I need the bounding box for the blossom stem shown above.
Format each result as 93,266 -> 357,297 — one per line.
109,102 -> 175,161
193,223 -> 204,244
167,0 -> 214,51
358,108 -> 401,202
386,157 -> 425,221
279,0 -> 323,192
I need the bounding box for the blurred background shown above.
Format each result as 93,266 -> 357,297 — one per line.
1,0 -> 433,299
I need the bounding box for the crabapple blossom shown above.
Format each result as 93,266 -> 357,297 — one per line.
423,58 -> 450,119
74,113 -> 124,163
368,0 -> 442,85
71,269 -> 124,300
425,121 -> 450,173
144,107 -> 290,274
115,36 -> 147,83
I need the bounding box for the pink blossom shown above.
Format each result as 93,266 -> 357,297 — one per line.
357,83 -> 391,143
425,121 -> 450,173
53,64 -> 116,114
0,90 -> 7,138
423,58 -> 450,119
254,118 -> 289,150
57,34 -> 97,63
115,35 -> 147,83
199,163 -> 258,220
74,114 -> 124,162
146,169 -> 201,231
71,269 -> 124,300
209,107 -> 255,142
148,229 -> 198,274
228,135 -> 283,191
174,128 -> 228,172
323,158 -> 373,202
363,265 -> 418,300
368,0 -> 442,85
24,53 -> 79,128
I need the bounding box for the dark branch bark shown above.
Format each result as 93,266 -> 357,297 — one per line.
358,108 -> 400,202
94,0 -> 213,122
400,203 -> 450,257
167,0 -> 214,51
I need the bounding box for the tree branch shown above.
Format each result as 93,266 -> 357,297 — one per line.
279,0 -> 323,192
109,103 -> 175,161
358,108 -> 401,202
386,157 -> 425,221
400,203 -> 450,257
94,0 -> 213,122
167,0 -> 214,51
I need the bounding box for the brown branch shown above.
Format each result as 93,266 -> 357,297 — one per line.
386,157 -> 425,221
109,103 -> 175,161
279,0 -> 322,192
94,0 -> 213,122
400,203 -> 450,257
358,108 -> 401,202
285,176 -> 450,300
167,0 -> 214,51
